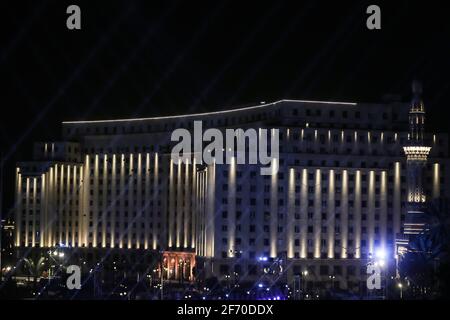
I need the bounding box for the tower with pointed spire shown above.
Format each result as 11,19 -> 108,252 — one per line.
401,80 -> 432,242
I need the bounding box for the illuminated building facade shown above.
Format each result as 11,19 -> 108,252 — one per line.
1,219 -> 15,272
14,89 -> 449,292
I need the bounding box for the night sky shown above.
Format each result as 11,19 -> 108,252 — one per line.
1,0 -> 450,216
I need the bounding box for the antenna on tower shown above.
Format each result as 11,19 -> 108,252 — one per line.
412,79 -> 423,96
411,79 -> 424,113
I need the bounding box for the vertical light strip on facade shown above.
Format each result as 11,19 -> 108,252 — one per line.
168,159 -> 174,248
153,153 -> 159,250
72,166 -> 77,246
184,161 -> 190,249
66,165 -> 71,246
42,171 -> 48,247
111,154 -> 117,246
176,159 -> 182,248
196,169 -> 201,255
393,162 -> 401,238
128,154 -> 133,249
135,153 -> 141,249
228,157 -> 236,258
194,167 -> 199,255
300,168 -> 308,259
136,153 -> 142,249
199,170 -> 204,256
313,169 -> 321,259
341,170 -> 349,259
380,171 -> 388,249
327,170 -> 335,258
48,167 -> 53,246
144,153 -> 149,250
78,165 -> 83,247
97,157 -> 104,247
93,156 -> 99,247
40,173 -> 45,246
31,178 -> 36,247
287,168 -> 295,258
51,165 -> 56,247
191,157 -> 196,249
354,170 -> 362,258
15,169 -> 22,246
433,163 -> 440,199
119,154 -> 125,249
328,130 -> 331,153
53,165 -> 58,247
59,164 -> 64,245
270,158 -> 278,258
255,164 -> 263,258
24,177 -> 30,246
82,155 -> 89,247
368,170 -> 375,255
206,163 -> 215,258
50,166 -> 59,247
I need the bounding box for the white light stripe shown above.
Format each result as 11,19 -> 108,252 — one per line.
62,99 -> 358,124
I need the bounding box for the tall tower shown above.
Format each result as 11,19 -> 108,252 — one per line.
401,80 -> 431,240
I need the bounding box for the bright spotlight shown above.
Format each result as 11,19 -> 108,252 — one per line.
375,248 -> 387,260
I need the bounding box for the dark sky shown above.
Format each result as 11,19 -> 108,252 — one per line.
1,0 -> 450,215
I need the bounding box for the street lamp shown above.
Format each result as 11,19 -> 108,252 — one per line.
301,270 -> 308,299
372,247 -> 391,299
328,275 -> 336,291
398,283 -> 403,299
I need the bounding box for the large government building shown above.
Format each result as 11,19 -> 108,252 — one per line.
13,83 -> 449,294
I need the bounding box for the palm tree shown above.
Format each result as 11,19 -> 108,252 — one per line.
399,200 -> 450,298
22,255 -> 48,291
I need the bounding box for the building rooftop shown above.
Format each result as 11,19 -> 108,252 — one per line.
62,99 -> 359,124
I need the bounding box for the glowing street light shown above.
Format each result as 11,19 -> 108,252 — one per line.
398,283 -> 403,299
